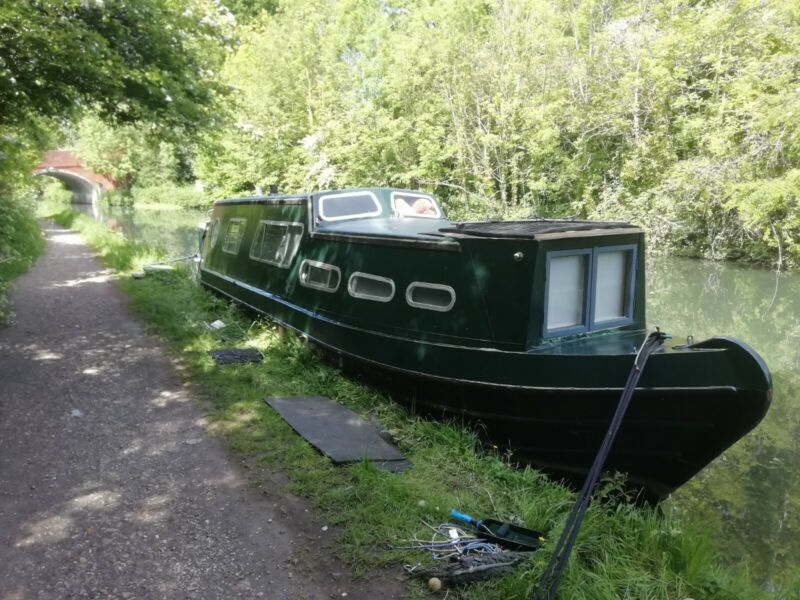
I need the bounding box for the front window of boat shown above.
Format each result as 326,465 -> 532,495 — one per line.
591,246 -> 636,328
545,251 -> 590,333
318,191 -> 382,222
391,192 -> 442,219
544,245 -> 637,337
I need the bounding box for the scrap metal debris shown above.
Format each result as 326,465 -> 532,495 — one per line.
406,551 -> 533,586
400,522 -> 537,588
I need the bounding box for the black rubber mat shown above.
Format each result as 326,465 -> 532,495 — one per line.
208,348 -> 264,365
265,396 -> 410,471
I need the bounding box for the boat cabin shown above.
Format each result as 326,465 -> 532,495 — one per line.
200,188 -> 645,353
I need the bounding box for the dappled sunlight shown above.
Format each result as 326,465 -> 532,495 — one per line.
52,268 -> 117,288
132,493 -> 174,524
32,349 -> 63,361
69,490 -> 121,511
48,231 -> 88,247
149,389 -> 191,408
14,515 -> 74,548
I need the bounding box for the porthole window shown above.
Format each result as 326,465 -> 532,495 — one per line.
249,221 -> 304,268
348,272 -> 395,302
406,282 -> 456,312
221,218 -> 247,255
299,260 -> 341,293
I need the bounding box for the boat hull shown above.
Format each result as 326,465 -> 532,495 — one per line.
201,267 -> 771,500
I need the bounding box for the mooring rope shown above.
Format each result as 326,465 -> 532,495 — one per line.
532,329 -> 667,600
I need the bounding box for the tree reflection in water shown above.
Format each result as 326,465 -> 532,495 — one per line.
649,255 -> 800,587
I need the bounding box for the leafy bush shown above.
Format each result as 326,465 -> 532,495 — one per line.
0,194 -> 44,321
129,184 -> 212,209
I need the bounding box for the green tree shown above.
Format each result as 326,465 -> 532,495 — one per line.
0,0 -> 232,131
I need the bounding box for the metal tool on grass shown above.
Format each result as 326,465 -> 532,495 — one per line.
450,509 -> 545,551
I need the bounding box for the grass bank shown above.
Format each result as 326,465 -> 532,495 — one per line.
46,207 -> 787,600
0,195 -> 45,321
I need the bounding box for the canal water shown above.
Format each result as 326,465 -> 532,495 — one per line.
85,203 -> 798,587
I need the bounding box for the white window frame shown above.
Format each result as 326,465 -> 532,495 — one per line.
347,272 -> 395,303
390,191 -> 442,219
318,191 -> 382,222
299,259 -> 341,293
405,282 -> 456,312
249,220 -> 304,268
221,218 -> 247,255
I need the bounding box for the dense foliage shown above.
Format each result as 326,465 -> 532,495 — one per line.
189,0 -> 800,268
0,0 -> 230,130
0,191 -> 43,321
0,0 -> 229,288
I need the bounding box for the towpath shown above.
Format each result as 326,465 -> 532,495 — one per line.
0,223 -> 405,599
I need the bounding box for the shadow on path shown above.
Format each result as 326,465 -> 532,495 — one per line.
0,224 -> 405,599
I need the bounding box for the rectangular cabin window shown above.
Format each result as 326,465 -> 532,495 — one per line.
545,252 -> 589,333
249,221 -> 303,268
593,249 -> 632,323
221,218 -> 246,255
390,192 -> 442,219
318,191 -> 382,222
299,260 -> 341,293
544,245 -> 636,338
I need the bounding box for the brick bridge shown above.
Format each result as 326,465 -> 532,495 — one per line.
33,150 -> 116,204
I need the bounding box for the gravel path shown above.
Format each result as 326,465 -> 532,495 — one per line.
0,223 -> 406,599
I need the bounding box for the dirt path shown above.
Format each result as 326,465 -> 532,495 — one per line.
0,223 -> 406,599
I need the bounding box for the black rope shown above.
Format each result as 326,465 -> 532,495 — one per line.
532,329 -> 667,600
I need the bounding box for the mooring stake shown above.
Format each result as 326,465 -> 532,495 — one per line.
532,329 -> 667,600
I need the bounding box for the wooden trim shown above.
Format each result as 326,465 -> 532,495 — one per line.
534,227 -> 642,240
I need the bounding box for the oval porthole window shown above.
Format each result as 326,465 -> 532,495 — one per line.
299,260 -> 341,293
348,272 -> 395,302
406,282 -> 455,312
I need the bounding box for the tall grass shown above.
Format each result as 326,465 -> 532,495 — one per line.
0,194 -> 44,321
46,208 -> 788,599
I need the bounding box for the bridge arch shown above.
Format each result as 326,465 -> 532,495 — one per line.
33,150 -> 116,206
33,169 -> 102,204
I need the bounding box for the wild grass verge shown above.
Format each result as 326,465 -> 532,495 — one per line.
0,195 -> 45,322
46,208 -> 785,600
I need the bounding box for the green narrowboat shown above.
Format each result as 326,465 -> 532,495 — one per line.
198,188 -> 771,500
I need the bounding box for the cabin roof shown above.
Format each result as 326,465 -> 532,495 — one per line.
439,220 -> 641,240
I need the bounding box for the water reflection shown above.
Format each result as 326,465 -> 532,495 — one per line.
74,203 -> 208,258
649,256 -> 800,586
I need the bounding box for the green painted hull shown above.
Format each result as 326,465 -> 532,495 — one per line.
199,189 -> 772,499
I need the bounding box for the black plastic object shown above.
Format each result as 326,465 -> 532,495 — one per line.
450,509 -> 544,551
208,348 -> 264,365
